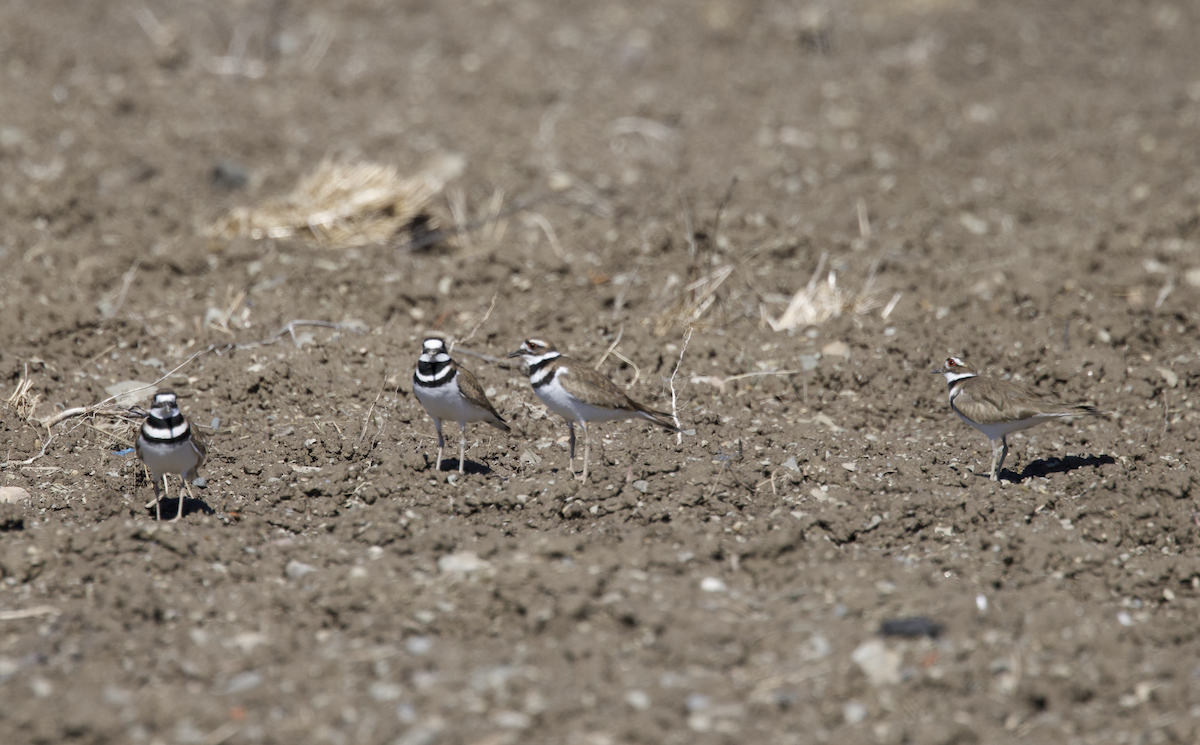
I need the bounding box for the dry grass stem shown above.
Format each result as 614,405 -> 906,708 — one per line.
210,155 -> 464,248
668,326 -> 693,443
593,327 -> 642,387
0,435 -> 56,470
449,294 -> 498,354
522,212 -> 564,260
593,326 -> 624,368
5,365 -> 38,421
98,258 -> 141,319
359,382 -> 387,444
0,605 -> 61,622
690,369 -> 800,395
447,187 -> 508,254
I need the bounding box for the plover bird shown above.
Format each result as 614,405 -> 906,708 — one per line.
412,337 -> 510,473
136,391 -> 208,521
507,338 -> 681,482
931,357 -> 1100,481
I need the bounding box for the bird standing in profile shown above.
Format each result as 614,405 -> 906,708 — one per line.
931,357 -> 1101,481
507,338 -> 681,482
412,337 -> 510,473
136,391 -> 208,521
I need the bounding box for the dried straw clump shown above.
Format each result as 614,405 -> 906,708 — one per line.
766,253 -> 896,332
210,154 -> 464,248
653,265 -> 734,336
4,373 -> 39,422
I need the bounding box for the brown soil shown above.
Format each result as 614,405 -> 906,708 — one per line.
3,1 -> 1200,743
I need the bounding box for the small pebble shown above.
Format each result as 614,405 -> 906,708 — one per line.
843,700 -> 868,725
369,682 -> 404,702
700,577 -> 727,593
625,689 -> 651,711
632,480 -> 650,493
685,693 -> 711,713
285,560 -> 318,580
406,636 -> 433,655
493,711 -> 531,729
223,671 -> 263,694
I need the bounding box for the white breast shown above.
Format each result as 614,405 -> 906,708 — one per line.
535,367 -> 632,424
138,438 -> 201,479
414,377 -> 488,425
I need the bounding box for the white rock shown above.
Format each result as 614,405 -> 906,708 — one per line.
437,551 -> 490,574
406,636 -> 433,655
0,486 -> 30,504
843,700 -> 868,724
700,577 -> 727,593
492,711 -> 531,729
626,689 -> 651,711
368,682 -> 404,702
821,341 -> 850,359
285,560 -> 318,579
851,639 -> 901,686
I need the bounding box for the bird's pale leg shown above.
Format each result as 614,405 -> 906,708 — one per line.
990,437 -> 1009,481
458,422 -> 467,474
566,421 -> 576,477
172,477 -> 190,522
433,419 -> 445,471
580,422 -> 591,482
156,475 -> 168,521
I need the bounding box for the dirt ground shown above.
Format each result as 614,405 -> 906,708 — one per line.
3,0 -> 1200,743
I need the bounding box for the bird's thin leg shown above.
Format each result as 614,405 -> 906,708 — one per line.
990,437 -> 1009,481
433,419 -> 445,471
580,421 -> 590,482
458,422 -> 467,474
154,476 -> 164,521
567,421 -> 576,476
172,476 -> 188,522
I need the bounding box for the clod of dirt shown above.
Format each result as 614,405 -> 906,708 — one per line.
879,617 -> 945,639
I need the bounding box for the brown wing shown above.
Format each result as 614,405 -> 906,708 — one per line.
453,363 -> 510,431
958,379 -> 1095,424
558,361 -> 680,431
190,426 -> 209,467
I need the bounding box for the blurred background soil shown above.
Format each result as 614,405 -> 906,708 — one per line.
2,1 -> 1200,743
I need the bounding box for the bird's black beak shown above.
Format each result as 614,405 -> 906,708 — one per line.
506,350 -> 522,359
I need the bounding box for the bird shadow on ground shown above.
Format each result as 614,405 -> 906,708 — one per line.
434,459 -> 495,476
1006,454 -> 1116,483
149,496 -> 217,521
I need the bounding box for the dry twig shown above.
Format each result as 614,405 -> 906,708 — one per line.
668,327 -> 693,443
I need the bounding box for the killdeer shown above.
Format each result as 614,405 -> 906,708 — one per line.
931,357 -> 1100,481
507,338 -> 681,482
136,391 -> 208,521
412,337 -> 510,473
